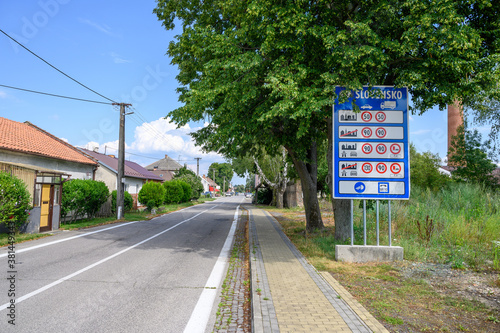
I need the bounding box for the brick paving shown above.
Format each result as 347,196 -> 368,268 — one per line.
248,206 -> 389,333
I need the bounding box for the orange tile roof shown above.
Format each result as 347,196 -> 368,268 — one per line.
0,117 -> 97,165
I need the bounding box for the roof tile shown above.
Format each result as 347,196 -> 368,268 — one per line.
0,117 -> 97,165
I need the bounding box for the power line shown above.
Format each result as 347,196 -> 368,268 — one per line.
0,28 -> 116,104
0,84 -> 113,105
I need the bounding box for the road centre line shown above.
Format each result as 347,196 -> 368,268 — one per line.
0,202 -> 214,258
183,205 -> 240,333
0,204 -> 221,311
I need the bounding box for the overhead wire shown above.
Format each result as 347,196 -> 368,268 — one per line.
0,84 -> 113,105
0,28 -> 116,104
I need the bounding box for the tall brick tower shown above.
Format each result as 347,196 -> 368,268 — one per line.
447,100 -> 464,164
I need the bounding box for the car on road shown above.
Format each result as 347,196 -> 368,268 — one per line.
245,192 -> 253,198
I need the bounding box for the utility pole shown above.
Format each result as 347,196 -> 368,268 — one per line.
114,103 -> 132,219
223,176 -> 226,194
195,157 -> 201,176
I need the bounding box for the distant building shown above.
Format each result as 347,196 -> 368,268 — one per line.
145,154 -> 183,182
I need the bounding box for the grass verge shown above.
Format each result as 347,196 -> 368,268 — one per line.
259,184 -> 500,332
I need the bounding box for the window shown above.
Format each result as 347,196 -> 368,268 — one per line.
53,185 -> 60,205
34,184 -> 42,207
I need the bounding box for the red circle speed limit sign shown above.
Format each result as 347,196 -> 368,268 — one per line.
376,163 -> 387,173
361,112 -> 372,122
362,163 -> 373,174
390,143 -> 401,155
375,127 -> 387,138
375,111 -> 386,122
376,143 -> 387,154
362,143 -> 373,154
390,163 -> 402,174
362,127 -> 372,138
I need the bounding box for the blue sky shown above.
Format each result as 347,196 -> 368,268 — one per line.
0,1 -> 490,186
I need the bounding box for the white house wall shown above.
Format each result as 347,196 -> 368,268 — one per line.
0,150 -> 95,179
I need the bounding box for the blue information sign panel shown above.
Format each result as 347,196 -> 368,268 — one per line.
333,86 -> 410,199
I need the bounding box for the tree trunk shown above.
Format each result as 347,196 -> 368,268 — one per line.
276,186 -> 285,209
286,141 -> 324,232
327,116 -> 352,241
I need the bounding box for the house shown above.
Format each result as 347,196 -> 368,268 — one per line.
145,154 -> 183,182
0,117 -> 98,233
81,148 -> 163,209
201,174 -> 220,196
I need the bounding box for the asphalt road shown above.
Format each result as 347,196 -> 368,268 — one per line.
0,196 -> 247,333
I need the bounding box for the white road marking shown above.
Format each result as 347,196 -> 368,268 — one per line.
0,202 -> 211,258
0,204 -> 220,311
183,205 -> 240,333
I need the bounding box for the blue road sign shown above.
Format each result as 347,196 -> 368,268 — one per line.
333,86 -> 410,200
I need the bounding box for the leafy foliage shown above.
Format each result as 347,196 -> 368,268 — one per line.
0,171 -> 32,230
177,180 -> 192,202
173,166 -> 203,199
448,124 -> 499,189
155,0 -> 500,232
111,190 -> 134,213
138,181 -> 165,209
410,144 -> 450,191
207,162 -> 233,192
61,179 -> 109,222
163,180 -> 183,204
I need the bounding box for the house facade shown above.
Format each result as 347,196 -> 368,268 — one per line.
81,148 -> 163,208
0,117 -> 98,233
201,174 -> 220,196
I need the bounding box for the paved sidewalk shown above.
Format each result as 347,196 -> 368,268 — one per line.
247,207 -> 389,333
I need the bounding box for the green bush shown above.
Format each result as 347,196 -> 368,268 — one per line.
163,180 -> 183,204
173,167 -> 203,200
177,180 -> 192,202
0,171 -> 32,231
61,179 -> 109,222
138,182 -> 165,209
111,190 -> 134,213
410,144 -> 450,191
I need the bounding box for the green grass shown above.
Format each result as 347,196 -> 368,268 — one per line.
349,182 -> 500,270
0,232 -> 50,247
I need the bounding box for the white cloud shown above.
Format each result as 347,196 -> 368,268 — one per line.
409,116 -> 414,121
81,117 -> 225,171
60,137 -> 69,143
79,18 -> 117,37
0,91 -> 7,99
109,52 -> 131,64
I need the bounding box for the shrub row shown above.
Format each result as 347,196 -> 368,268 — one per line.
138,179 -> 194,211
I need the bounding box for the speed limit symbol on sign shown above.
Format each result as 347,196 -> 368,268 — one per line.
362,143 -> 373,154
362,163 -> 373,174
362,127 -> 372,138
376,162 -> 387,174
390,143 -> 401,155
361,112 -> 372,122
375,111 -> 386,122
390,163 -> 401,174
375,127 -> 387,138
376,143 -> 387,154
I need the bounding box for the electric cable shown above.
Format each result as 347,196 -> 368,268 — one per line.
0,28 -> 117,104
0,84 -> 113,105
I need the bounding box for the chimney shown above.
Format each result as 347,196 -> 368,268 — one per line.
165,154 -> 168,159
447,101 -> 464,164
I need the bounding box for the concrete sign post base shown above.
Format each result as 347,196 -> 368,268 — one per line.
335,245 -> 403,263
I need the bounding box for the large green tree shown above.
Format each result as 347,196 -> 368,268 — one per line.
448,124 -> 499,188
207,162 -> 233,192
155,0 -> 500,235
